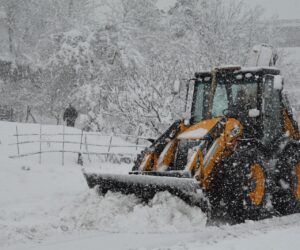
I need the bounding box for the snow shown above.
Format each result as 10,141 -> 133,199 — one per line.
282,47 -> 300,123
248,108 -> 260,118
172,79 -> 181,94
157,140 -> 174,168
2,120 -> 300,250
274,75 -> 284,90
217,65 -> 241,70
238,66 -> 279,73
84,171 -> 201,193
156,0 -> 176,12
0,121 -> 206,249
246,44 -> 274,67
177,128 -> 208,139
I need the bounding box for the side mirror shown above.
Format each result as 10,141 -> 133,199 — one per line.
248,108 -> 260,118
147,138 -> 155,143
172,79 -> 181,95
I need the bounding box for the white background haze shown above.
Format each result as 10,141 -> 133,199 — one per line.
157,0 -> 300,19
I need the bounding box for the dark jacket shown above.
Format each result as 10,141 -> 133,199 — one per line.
63,106 -> 78,122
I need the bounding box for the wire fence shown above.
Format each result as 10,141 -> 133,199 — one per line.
9,124 -> 149,166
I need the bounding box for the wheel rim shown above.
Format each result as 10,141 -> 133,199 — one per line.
294,164 -> 300,200
248,164 -> 265,206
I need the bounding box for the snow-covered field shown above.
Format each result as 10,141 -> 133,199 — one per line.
1,119 -> 300,250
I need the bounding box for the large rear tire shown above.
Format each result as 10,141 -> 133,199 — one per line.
209,147 -> 269,224
273,145 -> 300,215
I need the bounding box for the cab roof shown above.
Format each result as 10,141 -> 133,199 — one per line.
195,66 -> 280,79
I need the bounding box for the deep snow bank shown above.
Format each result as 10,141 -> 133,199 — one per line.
0,163 -> 206,248
59,191 -> 206,234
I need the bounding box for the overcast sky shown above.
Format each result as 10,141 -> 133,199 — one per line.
157,0 -> 300,20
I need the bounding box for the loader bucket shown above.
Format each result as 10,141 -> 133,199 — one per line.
83,171 -> 209,212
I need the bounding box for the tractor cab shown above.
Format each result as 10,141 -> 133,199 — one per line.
191,66 -> 283,143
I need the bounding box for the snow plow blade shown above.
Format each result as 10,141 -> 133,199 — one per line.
83,171 -> 209,212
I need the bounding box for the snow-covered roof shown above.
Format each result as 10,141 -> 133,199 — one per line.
237,67 -> 280,74
215,65 -> 241,71
195,66 -> 280,78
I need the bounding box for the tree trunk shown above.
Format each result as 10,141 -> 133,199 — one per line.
6,7 -> 15,58
25,106 -> 30,122
25,106 -> 37,123
55,115 -> 60,125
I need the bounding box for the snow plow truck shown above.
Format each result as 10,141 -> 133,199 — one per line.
84,45 -> 300,223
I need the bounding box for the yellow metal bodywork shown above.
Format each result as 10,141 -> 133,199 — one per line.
248,164 -> 265,206
139,152 -> 158,171
140,123 -> 188,171
157,140 -> 179,170
199,118 -> 243,189
282,109 -> 300,200
140,108 -> 300,173
178,118 -> 220,138
294,164 -> 300,200
178,118 -> 243,189
140,117 -> 243,189
283,109 -> 300,140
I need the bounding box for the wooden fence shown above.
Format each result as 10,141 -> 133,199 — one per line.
9,125 -> 149,166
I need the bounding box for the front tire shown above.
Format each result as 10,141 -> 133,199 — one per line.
209,147 -> 269,223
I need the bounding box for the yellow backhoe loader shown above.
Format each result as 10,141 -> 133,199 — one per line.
84,45 -> 300,223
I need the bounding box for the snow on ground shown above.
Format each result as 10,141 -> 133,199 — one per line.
2,120 -> 300,250
0,121 -> 206,250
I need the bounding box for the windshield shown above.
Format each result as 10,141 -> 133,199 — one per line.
212,82 -> 258,117
191,82 -> 210,123
192,76 -> 258,123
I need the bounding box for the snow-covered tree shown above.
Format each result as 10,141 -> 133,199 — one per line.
0,0 -> 285,135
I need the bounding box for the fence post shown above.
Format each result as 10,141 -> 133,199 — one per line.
39,124 -> 42,164
62,124 -> 65,166
15,125 -> 20,156
106,135 -> 113,161
136,126 -> 141,151
107,135 -> 113,153
85,135 -> 91,162
79,129 -> 84,151
10,107 -> 13,121
77,129 -> 84,165
135,137 -> 139,151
